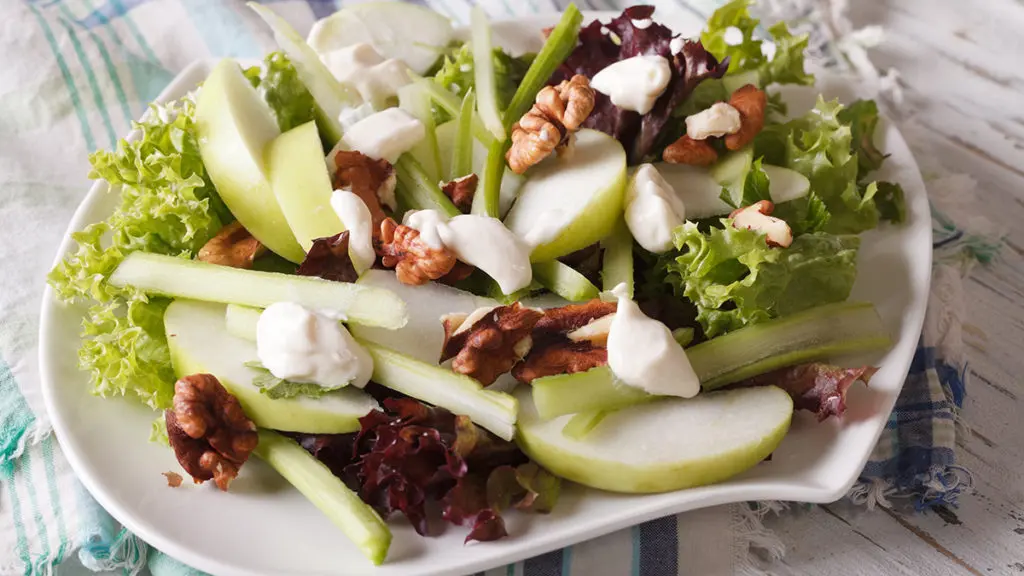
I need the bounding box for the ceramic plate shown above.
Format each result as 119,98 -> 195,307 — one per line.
39,11 -> 931,576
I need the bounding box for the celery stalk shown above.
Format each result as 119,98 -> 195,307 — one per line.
531,301 -> 891,419
451,89 -> 477,180
601,219 -> 634,295
398,83 -> 442,183
394,155 -> 461,218
470,7 -> 505,141
108,252 -> 407,329
416,79 -> 496,148
358,340 -> 518,440
254,430 -> 391,565
531,261 -> 599,302
482,4 -> 584,218
562,410 -> 610,439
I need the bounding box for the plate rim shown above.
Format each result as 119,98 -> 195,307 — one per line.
38,12 -> 932,576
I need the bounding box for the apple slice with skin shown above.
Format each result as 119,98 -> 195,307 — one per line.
195,60 -> 305,263
267,121 -> 344,252
504,129 -> 627,262
656,162 -> 811,220
165,300 -> 379,434
515,384 -> 792,493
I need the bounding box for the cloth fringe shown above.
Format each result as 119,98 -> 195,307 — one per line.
78,528 -> 148,576
846,464 -> 975,511
732,503 -> 786,575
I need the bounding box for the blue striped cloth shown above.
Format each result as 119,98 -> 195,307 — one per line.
0,1 -> 998,575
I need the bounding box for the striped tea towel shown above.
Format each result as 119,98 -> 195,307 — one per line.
0,1 -> 1002,575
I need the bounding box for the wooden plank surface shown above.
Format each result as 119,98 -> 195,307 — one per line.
762,0 -> 1024,574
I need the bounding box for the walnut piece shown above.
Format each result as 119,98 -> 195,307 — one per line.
162,471 -> 183,488
730,200 -> 793,248
332,150 -> 397,227
197,221 -> 266,269
512,341 -> 608,384
438,261 -> 476,286
532,299 -> 617,339
507,75 -> 596,174
724,85 -> 767,151
441,173 -> 478,213
441,303 -> 544,385
165,374 -> 258,491
662,135 -> 719,166
376,218 -> 457,285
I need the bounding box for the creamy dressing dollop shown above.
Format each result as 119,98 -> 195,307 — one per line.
590,55 -> 672,115
624,164 -> 686,253
606,284 -> 700,398
256,302 -> 373,389
329,190 -> 375,274
321,43 -> 414,105
402,209 -> 533,294
342,108 -> 424,163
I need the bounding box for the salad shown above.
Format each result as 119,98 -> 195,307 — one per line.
48,0 -> 906,566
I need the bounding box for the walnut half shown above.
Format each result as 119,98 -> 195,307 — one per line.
165,374 -> 258,491
197,221 -> 266,269
506,75 -> 596,174
513,299 -> 616,384
441,303 -> 544,385
375,218 -> 457,285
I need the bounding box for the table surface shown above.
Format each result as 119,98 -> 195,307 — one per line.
757,0 -> 1024,574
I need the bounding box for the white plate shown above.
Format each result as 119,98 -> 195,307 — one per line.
39,12 -> 931,576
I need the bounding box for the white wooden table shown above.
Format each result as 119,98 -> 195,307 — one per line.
759,1 -> 1024,574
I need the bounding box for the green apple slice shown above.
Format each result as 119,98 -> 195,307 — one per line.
515,385 -> 792,493
656,162 -> 811,219
349,269 -> 498,363
195,60 -> 304,263
503,129 -> 627,262
307,2 -> 454,75
110,252 -> 407,329
165,300 -> 379,434
267,121 -> 344,251
254,430 -> 391,565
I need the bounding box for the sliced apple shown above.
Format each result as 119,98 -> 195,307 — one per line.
267,121 -> 344,251
349,269 -> 498,363
656,162 -> 811,220
515,385 -> 792,493
307,2 -> 454,75
164,300 -> 379,434
503,129 -> 627,262
195,60 -> 304,263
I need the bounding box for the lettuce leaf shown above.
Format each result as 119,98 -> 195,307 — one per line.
48,96 -> 226,410
666,221 -> 860,337
837,99 -> 887,179
433,43 -> 534,118
242,361 -> 345,399
701,0 -> 813,87
245,52 -> 317,133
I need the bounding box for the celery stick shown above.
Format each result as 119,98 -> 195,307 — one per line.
108,252 -> 407,329
358,340 -> 518,440
451,89 -> 477,180
601,219 -> 634,295
531,261 -> 599,302
394,155 -> 461,218
470,7 -> 505,141
672,327 -> 695,347
398,83 -> 442,183
531,301 -> 891,419
417,79 -> 496,148
254,430 -> 391,565
562,410 -> 609,439
481,4 -> 584,217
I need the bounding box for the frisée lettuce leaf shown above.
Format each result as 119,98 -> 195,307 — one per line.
245,51 -> 318,133
665,221 -> 860,338
48,95 -> 226,409
432,43 -> 535,121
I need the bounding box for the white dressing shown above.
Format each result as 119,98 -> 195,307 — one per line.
402,210 -> 534,294
521,209 -> 569,248
329,190 -> 375,273
320,43 -> 414,105
256,302 -> 373,389
685,102 -> 742,141
625,164 -> 686,253
590,55 -> 671,115
606,284 -> 700,398
342,108 -> 425,163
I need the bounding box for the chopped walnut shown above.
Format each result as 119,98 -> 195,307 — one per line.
724,85 -> 767,151
438,261 -> 476,286
507,75 -> 596,174
532,299 -> 617,339
165,374 -> 258,491
512,341 -> 608,384
162,471 -> 183,488
376,218 -> 457,285
332,150 -> 397,227
441,173 -> 478,213
197,221 -> 266,269
440,303 -> 544,385
662,135 -> 719,166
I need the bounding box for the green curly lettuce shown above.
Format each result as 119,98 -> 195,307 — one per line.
432,43 -> 534,119
48,96 -> 225,409
665,221 -> 860,338
245,51 -> 317,133
701,0 -> 813,87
